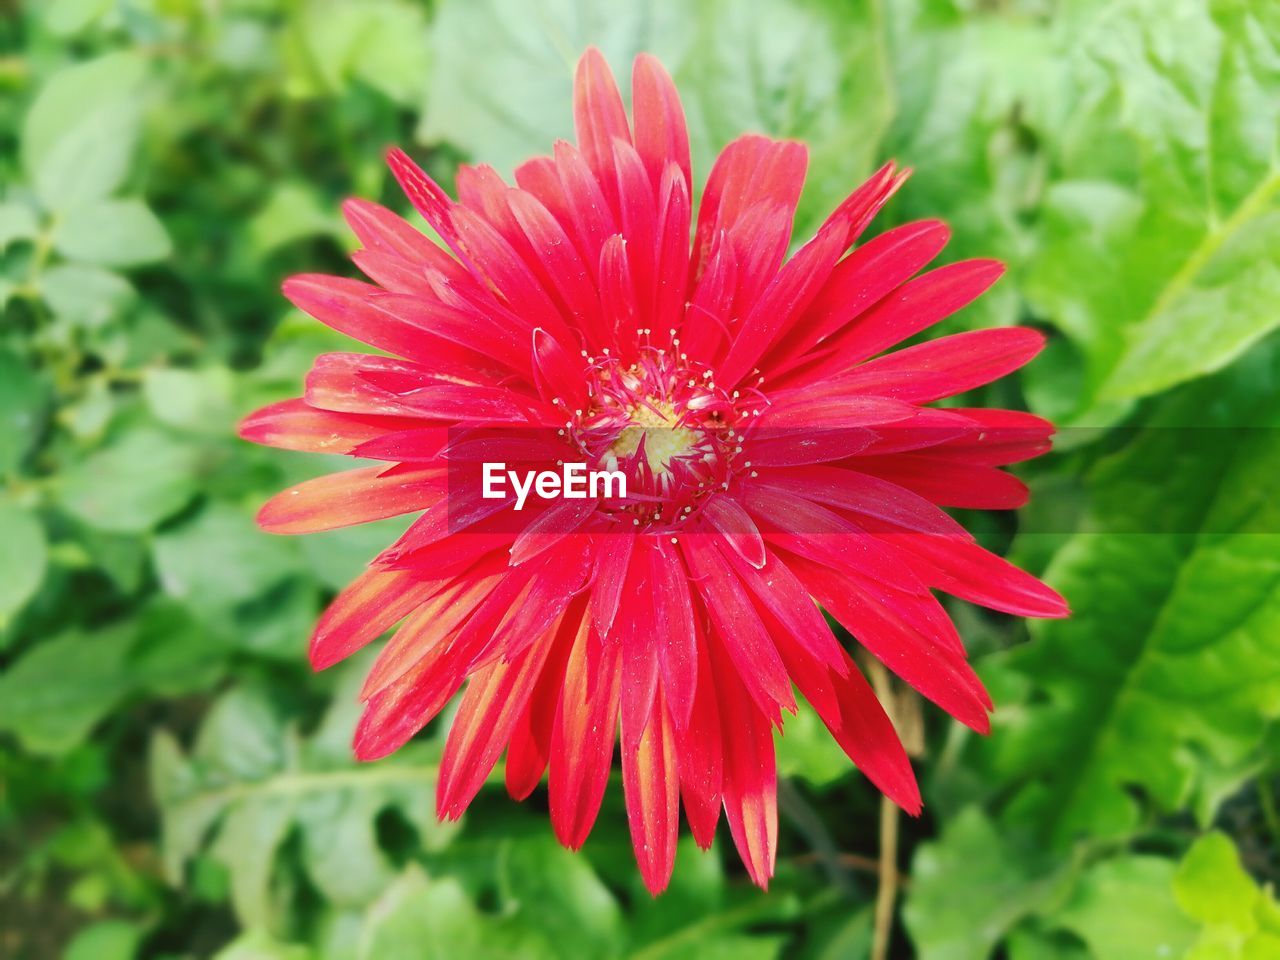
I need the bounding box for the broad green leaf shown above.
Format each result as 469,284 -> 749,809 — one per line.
38,263 -> 135,328
63,919 -> 145,960
882,0 -> 1057,332
142,367 -> 237,434
1051,856 -> 1195,960
297,516 -> 413,591
497,834 -> 624,957
152,680 -> 456,931
773,698 -> 850,787
0,625 -> 136,753
58,427 -> 200,533
44,0 -> 114,36
356,867 -> 493,960
54,198 -> 172,267
1175,832 -> 1280,959
21,52 -> 148,210
1024,0 -> 1280,416
0,349 -> 48,475
978,351 -> 1280,844
0,502 -> 47,627
284,0 -> 430,105
212,931 -> 313,960
0,201 -> 40,249
904,807 -> 1073,960
1175,832 -> 1262,931
420,0 -> 893,232
248,182 -> 342,255
152,504 -> 300,617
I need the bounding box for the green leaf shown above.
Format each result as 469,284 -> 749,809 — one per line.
21,52 -> 148,210
64,919 -> 145,960
1175,832 -> 1261,931
44,0 -> 114,37
298,516 -> 414,592
1052,855 -> 1196,960
248,182 -> 342,255
0,349 -> 48,475
0,625 -> 136,754
142,367 -> 237,434
1175,832 -> 1280,959
212,930 -> 313,960
58,427 -> 200,533
420,0 -> 892,232
284,0 -> 429,105
356,867 -> 494,960
497,834 -> 624,957
0,201 -> 40,249
978,352 -> 1280,844
773,698 -> 850,787
151,679 -> 456,930
1025,0 -> 1280,414
54,198 -> 172,267
882,1 -> 1057,333
904,808 -> 1073,960
38,263 -> 135,328
0,502 -> 47,627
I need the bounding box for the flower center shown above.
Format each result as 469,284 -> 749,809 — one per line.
568,349 -> 745,526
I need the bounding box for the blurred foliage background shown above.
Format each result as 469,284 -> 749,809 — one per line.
2,0 -> 1279,957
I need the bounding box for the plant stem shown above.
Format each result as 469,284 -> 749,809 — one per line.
866,658 -> 902,960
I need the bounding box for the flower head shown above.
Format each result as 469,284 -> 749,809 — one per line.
242,48 -> 1068,894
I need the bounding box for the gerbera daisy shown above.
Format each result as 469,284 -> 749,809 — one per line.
241,48 -> 1068,894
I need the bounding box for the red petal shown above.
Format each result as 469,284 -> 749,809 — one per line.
310,567 -> 439,670
505,606 -> 580,800
751,466 -> 972,540
711,637 -> 778,890
437,615 -> 564,819
693,135 -> 806,285
717,221 -> 847,388
853,453 -> 1030,510
238,398 -> 421,454
701,495 -> 766,569
550,617 -> 621,849
573,48 -> 632,213
833,326 -> 1046,403
677,622 -> 723,848
681,536 -> 794,723
622,688 -> 679,895
770,219 -> 951,377
649,538 -> 697,729
257,464 -> 442,535
631,53 -> 691,193
800,260 -> 1006,383
885,533 -> 1070,619
788,554 -> 991,733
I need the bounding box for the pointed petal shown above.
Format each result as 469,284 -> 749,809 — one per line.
257,465 -> 442,535
550,618 -> 621,849
650,538 -> 697,729
833,326 -> 1047,403
310,567 -> 439,670
681,536 -> 794,722
437,615 -> 564,819
677,623 -> 723,848
631,53 -> 691,192
622,688 -> 679,895
574,48 -> 632,212
238,398 -> 422,454
711,637 -> 778,889
885,533 -> 1070,619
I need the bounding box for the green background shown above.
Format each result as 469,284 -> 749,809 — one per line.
2,0 -> 1279,957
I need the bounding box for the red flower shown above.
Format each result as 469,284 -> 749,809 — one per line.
242,48 -> 1067,894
